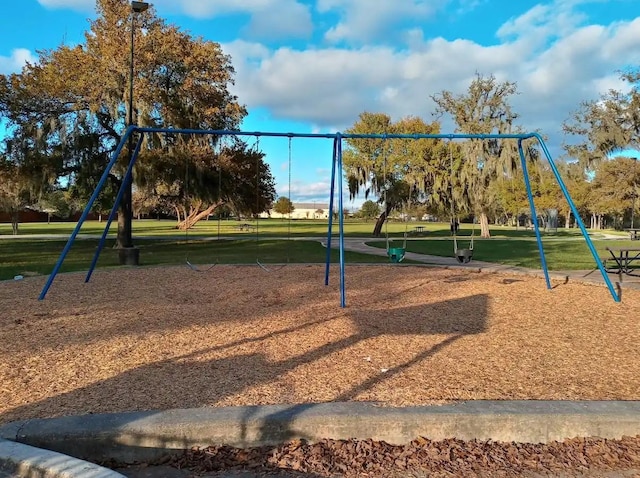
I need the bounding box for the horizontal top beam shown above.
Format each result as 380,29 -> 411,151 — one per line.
130,126 -> 539,142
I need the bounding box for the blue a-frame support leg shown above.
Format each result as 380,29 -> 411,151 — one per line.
85,133 -> 144,283
38,127 -> 136,300
518,139 -> 552,290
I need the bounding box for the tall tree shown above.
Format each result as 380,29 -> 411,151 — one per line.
431,73 -> 524,238
343,113 -> 443,236
135,138 -> 276,229
492,167 -> 530,227
359,200 -> 380,220
564,69 -> 640,170
0,158 -> 30,235
589,157 -> 640,229
0,136 -> 60,233
0,0 -> 246,252
273,196 -> 295,218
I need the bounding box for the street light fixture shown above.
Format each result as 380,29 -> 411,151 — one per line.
119,0 -> 149,266
131,1 -> 149,13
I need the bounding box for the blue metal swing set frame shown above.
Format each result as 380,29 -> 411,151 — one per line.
38,126 -> 620,307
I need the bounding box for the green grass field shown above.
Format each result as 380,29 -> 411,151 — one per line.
0,218 -> 588,238
0,218 -> 627,280
0,237 -> 400,281
367,236 -> 626,271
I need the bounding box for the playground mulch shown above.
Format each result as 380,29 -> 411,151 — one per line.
1,264 -> 640,426
163,436 -> 640,477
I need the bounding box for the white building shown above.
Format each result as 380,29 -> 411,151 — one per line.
261,202 -> 330,219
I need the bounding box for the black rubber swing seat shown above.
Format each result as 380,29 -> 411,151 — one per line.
455,248 -> 473,264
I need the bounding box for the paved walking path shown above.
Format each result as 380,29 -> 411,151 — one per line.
2,232 -> 638,291
332,237 -> 640,291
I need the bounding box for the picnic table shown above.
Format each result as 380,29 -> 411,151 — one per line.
235,223 -> 255,232
409,226 -> 426,236
604,246 -> 640,277
624,228 -> 640,240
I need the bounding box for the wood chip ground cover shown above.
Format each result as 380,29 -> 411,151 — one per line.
159,436 -> 640,477
1,265 -> 640,424
4,265 -> 640,476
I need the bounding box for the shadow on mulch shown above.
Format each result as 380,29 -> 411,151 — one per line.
1,295 -> 488,464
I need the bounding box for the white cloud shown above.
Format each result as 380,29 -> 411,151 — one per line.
150,0 -> 313,40
285,180 -> 332,202
38,0 -> 313,41
241,1 -> 313,41
223,3 -> 640,156
317,0 -> 446,44
37,0 -> 93,11
455,0 -> 488,14
0,49 -> 37,75
497,3 -> 586,45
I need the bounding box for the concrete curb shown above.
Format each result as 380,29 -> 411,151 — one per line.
2,401 -> 640,465
0,439 -> 125,478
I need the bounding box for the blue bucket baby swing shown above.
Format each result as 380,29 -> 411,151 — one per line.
381,140 -> 409,264
386,223 -> 408,263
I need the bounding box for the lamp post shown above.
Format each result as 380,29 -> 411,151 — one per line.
118,0 -> 149,265
632,190 -> 636,229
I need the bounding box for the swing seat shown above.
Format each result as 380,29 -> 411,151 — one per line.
455,248 -> 473,264
388,247 -> 406,263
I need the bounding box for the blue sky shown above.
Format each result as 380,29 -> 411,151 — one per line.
1,0 -> 639,208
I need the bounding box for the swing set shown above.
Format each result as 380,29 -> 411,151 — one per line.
381,139 -> 410,263
183,139 -> 222,272
382,136 -> 477,265
181,134 -> 294,273
38,127 -> 621,307
254,134 -> 293,272
448,138 -> 476,264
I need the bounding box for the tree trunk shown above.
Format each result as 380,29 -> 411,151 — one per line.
479,211 -> 490,238
373,209 -> 389,237
565,210 -> 571,229
539,214 -> 547,231
177,202 -> 222,230
116,181 -> 133,249
11,211 -> 19,235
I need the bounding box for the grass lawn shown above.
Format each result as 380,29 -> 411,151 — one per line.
0,218 -> 387,237
0,218 -> 590,239
0,238 -> 395,281
367,236 -> 630,270
0,219 -> 626,279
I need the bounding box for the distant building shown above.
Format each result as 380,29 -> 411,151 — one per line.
261,202 -> 330,219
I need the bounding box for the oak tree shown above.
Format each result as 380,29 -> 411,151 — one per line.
273,197 -> 295,218
343,113 -> 443,236
0,0 -> 274,238
431,73 -> 524,238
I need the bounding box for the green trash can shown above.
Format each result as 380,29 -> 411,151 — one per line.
388,247 -> 406,263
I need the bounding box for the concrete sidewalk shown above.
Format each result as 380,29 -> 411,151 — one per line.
0,439 -> 125,478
